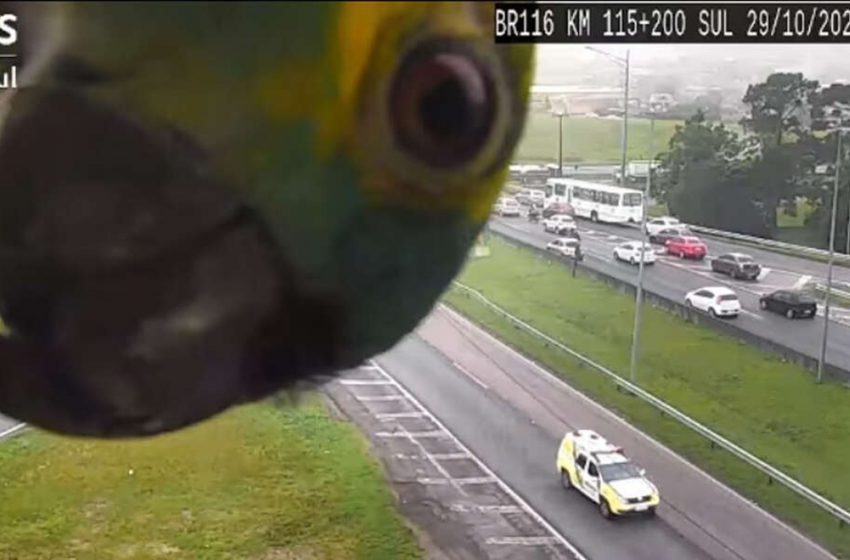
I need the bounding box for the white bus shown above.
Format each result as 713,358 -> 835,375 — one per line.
544,178 -> 644,224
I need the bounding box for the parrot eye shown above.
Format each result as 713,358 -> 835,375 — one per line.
390,41 -> 496,169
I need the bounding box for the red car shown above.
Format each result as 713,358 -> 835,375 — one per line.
666,235 -> 707,260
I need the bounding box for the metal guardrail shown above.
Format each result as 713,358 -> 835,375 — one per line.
645,221 -> 850,265
451,281 -> 850,527
688,224 -> 850,264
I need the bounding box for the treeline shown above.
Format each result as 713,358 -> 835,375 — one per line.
654,73 -> 850,251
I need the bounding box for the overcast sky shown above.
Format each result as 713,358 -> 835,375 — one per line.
534,44 -> 850,87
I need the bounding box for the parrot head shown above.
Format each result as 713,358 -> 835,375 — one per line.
0,2 -> 533,437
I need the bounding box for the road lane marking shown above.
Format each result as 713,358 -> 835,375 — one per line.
430,453 -> 472,460
0,423 -> 25,440
376,430 -> 446,439
376,411 -> 426,419
370,360 -> 587,560
340,379 -> 393,386
452,360 -> 489,390
355,395 -> 405,402
437,304 -> 837,560
794,275 -> 813,289
740,309 -> 764,321
451,504 -> 523,514
486,537 -> 562,546
418,476 -> 497,486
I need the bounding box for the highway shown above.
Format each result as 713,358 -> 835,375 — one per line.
489,214 -> 850,374
376,305 -> 836,560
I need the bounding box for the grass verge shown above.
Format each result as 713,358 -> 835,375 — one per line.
515,113 -> 682,163
0,397 -> 422,560
444,236 -> 850,557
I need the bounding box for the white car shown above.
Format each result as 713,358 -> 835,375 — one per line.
546,238 -> 583,260
494,197 -> 521,217
528,190 -> 546,205
543,214 -> 577,234
645,216 -> 681,236
613,241 -> 657,265
684,286 -> 741,318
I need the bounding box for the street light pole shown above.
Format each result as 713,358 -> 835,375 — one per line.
558,113 -> 564,177
818,129 -> 843,383
629,113 -> 654,384
620,50 -> 630,188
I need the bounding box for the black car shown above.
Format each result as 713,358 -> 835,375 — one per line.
759,290 -> 818,319
649,227 -> 690,245
711,253 -> 762,280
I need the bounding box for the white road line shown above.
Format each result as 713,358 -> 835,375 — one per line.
0,423 -> 25,440
794,275 -> 813,289
418,476 -> 497,486
452,360 -> 489,390
438,304 -> 837,560
451,504 -> 523,514
370,360 -> 587,560
375,411 -> 426,419
340,379 -> 393,386
375,430 -> 446,439
740,309 -> 764,321
355,395 -> 405,402
429,452 -> 472,460
486,537 -> 562,546
359,364 -> 379,371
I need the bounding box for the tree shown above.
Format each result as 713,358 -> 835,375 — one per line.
741,72 -> 819,147
656,111 -> 771,236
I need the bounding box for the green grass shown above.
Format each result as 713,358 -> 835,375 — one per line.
447,237 -> 850,558
649,203 -> 669,217
777,199 -> 816,229
0,398 -> 422,560
515,113 -> 683,163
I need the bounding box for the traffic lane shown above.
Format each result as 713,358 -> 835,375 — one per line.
488,219 -> 850,373
504,217 -> 805,293
416,306 -> 835,560
378,335 -> 712,560
580,219 -> 850,286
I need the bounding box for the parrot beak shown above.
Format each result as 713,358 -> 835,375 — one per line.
0,87 -> 347,437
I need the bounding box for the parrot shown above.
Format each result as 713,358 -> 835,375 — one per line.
0,2 -> 534,439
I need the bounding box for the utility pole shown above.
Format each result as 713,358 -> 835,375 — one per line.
629,113 -> 653,384
818,129 -> 843,383
558,113 -> 564,177
621,49 -> 630,189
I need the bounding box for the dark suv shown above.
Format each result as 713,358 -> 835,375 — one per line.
711,253 -> 761,280
759,290 -> 818,319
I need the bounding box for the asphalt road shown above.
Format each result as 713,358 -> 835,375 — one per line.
489,215 -> 850,374
376,306 -> 835,560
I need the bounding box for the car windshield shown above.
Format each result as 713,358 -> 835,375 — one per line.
737,255 -> 753,262
683,237 -> 702,244
719,294 -> 739,302
599,462 -> 642,482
